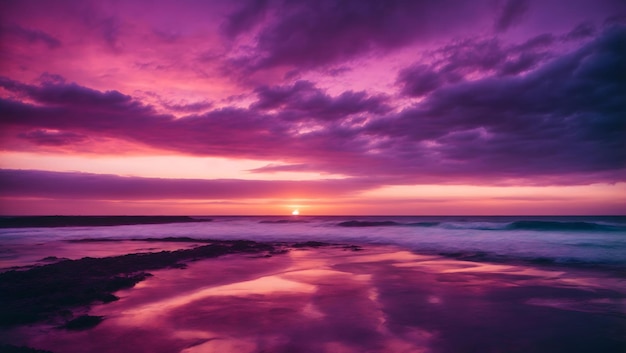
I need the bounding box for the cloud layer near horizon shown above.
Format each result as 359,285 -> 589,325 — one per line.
0,169 -> 375,200
0,0 -> 625,213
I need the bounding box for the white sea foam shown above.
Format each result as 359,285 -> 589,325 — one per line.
1,216 -> 625,268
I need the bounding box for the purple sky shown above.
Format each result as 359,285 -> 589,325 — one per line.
0,0 -> 625,215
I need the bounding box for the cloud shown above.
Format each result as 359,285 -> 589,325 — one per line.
396,35 -> 551,94
0,76 -> 394,166
0,169 -> 374,200
0,24 -> 61,49
494,0 -> 529,32
224,0 -> 486,70
440,35 -> 548,77
253,80 -> 390,120
0,77 -> 374,165
375,25 -> 626,183
562,22 -> 596,41
76,4 -> 125,51
396,65 -> 443,97
222,0 -> 270,38
1,26 -> 624,186
497,51 -> 546,76
18,129 -> 87,146
160,100 -> 214,113
248,164 -> 311,173
514,33 -> 556,51
397,28 -> 583,93
0,77 -> 136,109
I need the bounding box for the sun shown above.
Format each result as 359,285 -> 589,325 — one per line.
291,209 -> 300,216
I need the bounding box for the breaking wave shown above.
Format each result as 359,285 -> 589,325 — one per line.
334,219 -> 625,232
505,220 -> 624,232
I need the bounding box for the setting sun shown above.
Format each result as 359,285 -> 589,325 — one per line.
0,2 -> 623,353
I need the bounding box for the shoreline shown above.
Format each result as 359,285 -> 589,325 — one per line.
0,239 -> 352,329
1,239 -> 624,353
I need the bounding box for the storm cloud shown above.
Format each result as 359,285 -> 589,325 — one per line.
0,0 -> 624,214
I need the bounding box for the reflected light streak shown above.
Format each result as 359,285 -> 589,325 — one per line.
15,245 -> 625,353
123,275 -> 316,324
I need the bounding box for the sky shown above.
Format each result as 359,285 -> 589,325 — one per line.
0,0 -> 625,215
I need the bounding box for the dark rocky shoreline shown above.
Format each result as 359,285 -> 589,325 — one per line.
0,239 -> 344,330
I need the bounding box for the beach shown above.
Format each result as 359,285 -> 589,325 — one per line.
3,2 -> 624,351
0,217 -> 625,353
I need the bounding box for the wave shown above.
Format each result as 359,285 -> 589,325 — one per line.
259,220 -> 310,224
337,221 -> 400,227
407,222 -> 440,227
334,219 -> 625,232
435,250 -> 625,269
337,220 -> 440,228
571,242 -> 623,249
505,220 -> 624,232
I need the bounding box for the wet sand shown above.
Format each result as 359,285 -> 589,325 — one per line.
1,244 -> 625,353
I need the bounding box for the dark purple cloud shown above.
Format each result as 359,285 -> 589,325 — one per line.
160,100 -> 214,113
0,76 -> 136,109
497,51 -> 546,76
77,4 -> 125,51
604,14 -> 626,26
1,25 -> 624,186
253,80 -> 390,120
0,24 -> 61,49
0,169 -> 375,200
0,77 -> 387,162
224,0 -> 485,70
222,0 -> 270,38
514,33 -> 556,51
397,65 -> 443,97
377,25 -> 626,182
396,35 -> 551,94
562,22 -> 596,41
18,129 -> 87,146
494,0 -> 530,32
397,25 -> 596,94
439,35 -> 551,77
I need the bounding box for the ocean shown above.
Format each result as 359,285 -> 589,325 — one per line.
1,215 -> 625,353
1,215 -> 625,270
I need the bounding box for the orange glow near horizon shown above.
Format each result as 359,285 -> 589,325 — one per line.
2,150 -> 624,216
2,181 -> 625,216
0,152 -> 348,181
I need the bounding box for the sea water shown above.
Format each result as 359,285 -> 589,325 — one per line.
2,216 -> 626,353
1,216 -> 625,269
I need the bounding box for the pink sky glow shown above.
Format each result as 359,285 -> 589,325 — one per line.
1,0 -> 625,215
